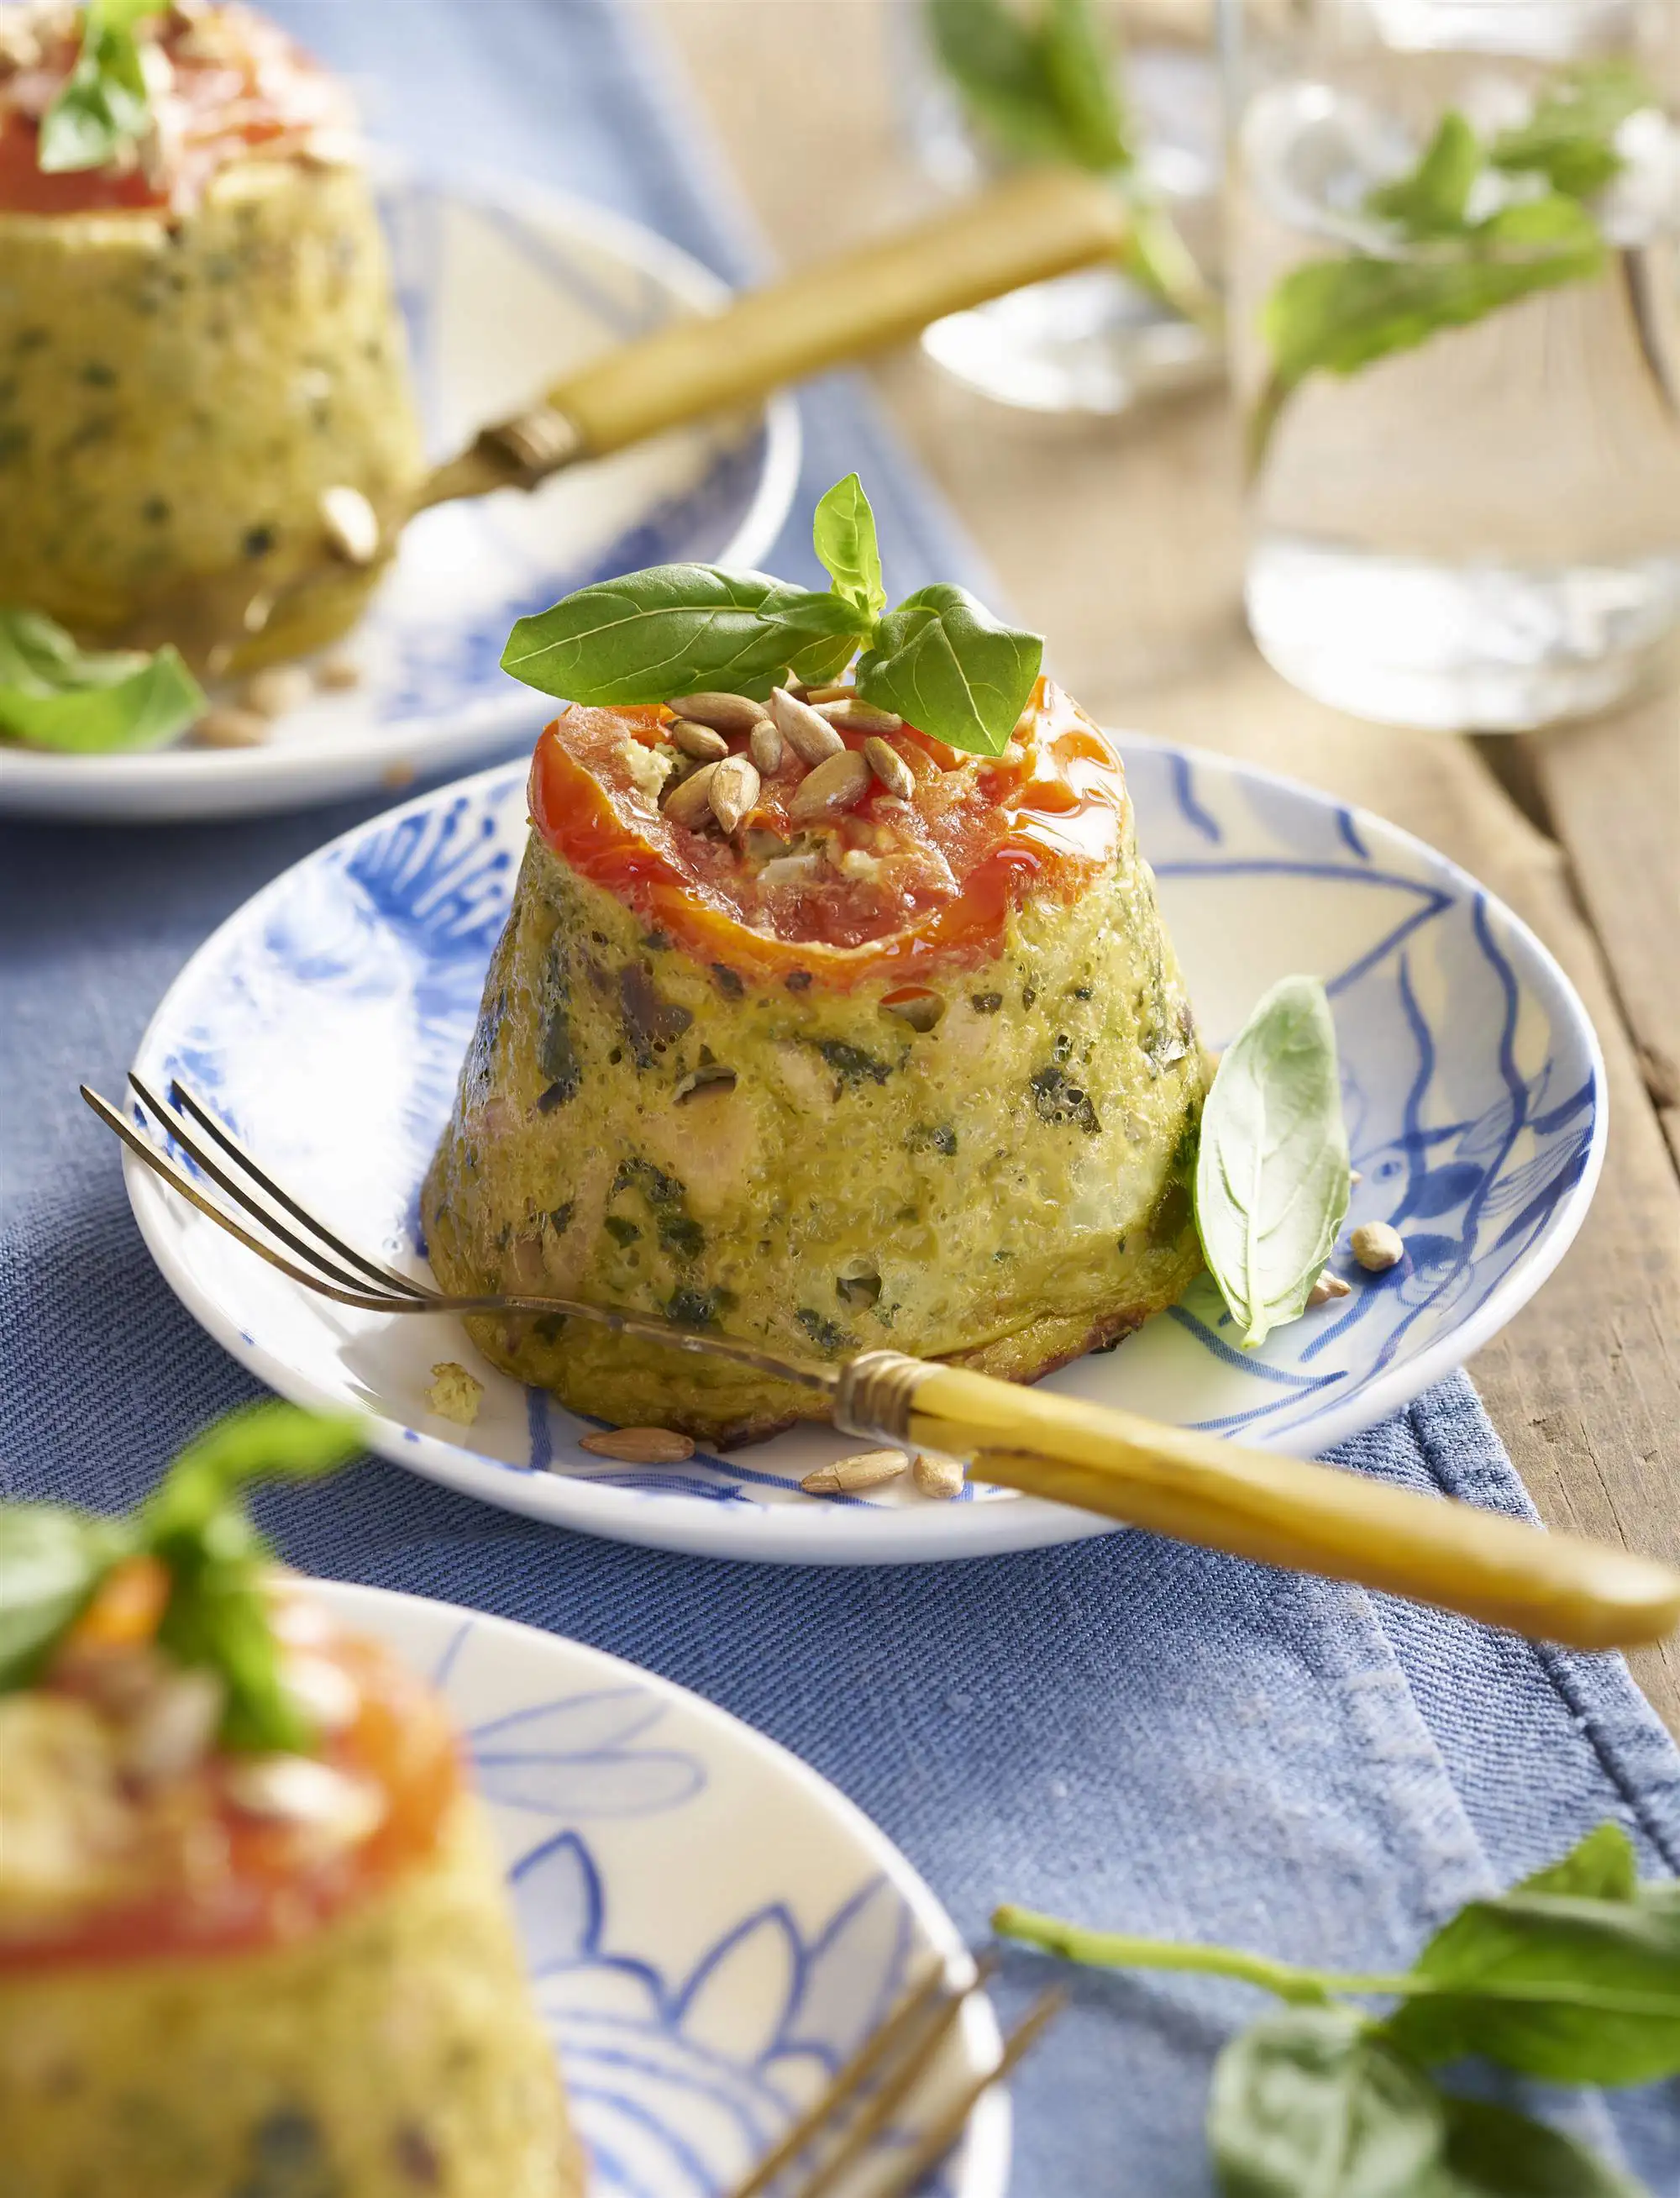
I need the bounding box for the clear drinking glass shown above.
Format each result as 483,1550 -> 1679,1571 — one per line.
895,0 -> 1225,413
1221,0 -> 1680,730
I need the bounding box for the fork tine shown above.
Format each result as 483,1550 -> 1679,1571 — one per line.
126,1072 -> 428,1304
865,1986 -> 1064,2198
165,1075 -> 431,1300
724,1959 -> 962,2198
81,1086 -> 409,1314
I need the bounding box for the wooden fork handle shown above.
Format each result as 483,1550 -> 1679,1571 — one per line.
837,1356 -> 1680,1650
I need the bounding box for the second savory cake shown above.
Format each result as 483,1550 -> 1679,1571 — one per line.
423,676 -> 1206,1444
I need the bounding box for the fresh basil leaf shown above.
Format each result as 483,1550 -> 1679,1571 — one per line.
142,1401 -> 364,1549
1517,1822 -> 1639,1902
1210,2006 -> 1445,2198
1431,2095 -> 1646,2197
925,0 -> 1071,167
501,566 -> 866,707
1194,975 -> 1348,1349
1038,0 -> 1130,172
0,1504 -> 129,1691
856,581 -> 1041,756
0,603 -> 205,753
811,473 -> 887,624
37,0 -> 165,176
1380,1891 -> 1680,2085
785,628 -> 860,691
1491,61 -> 1649,201
1367,113 -> 1481,237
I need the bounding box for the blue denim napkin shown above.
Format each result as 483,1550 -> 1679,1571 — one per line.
2,3 -> 1677,2189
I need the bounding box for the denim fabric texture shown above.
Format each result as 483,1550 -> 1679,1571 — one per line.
2,4 -> 1677,2188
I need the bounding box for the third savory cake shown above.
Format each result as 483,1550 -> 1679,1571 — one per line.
423,676 -> 1206,1444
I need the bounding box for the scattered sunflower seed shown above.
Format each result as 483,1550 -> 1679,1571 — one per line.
748,718 -> 784,775
710,753 -> 762,834
801,683 -> 855,704
863,735 -> 915,799
120,1668 -> 225,1784
912,1452 -> 965,1501
770,684 -> 845,765
243,664 -> 315,718
1350,1221 -> 1404,1272
242,592 -> 274,635
1349,1168 -> 1364,1186
223,1754 -> 386,1841
663,760 -> 720,828
192,706 -> 270,749
675,1063 -> 738,1102
801,1449 -> 908,1495
319,482 -> 381,565
316,653 -> 362,691
881,990 -> 944,1033
789,748 -> 871,823
669,691 -> 765,735
579,1426 -> 696,1464
815,699 -> 901,734
1307,1270 -> 1353,1308
669,717 -> 729,761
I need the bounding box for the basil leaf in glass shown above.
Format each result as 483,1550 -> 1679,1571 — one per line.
1491,60 -> 1651,200
38,0 -> 166,176
0,1504 -> 129,1691
0,606 -> 206,754
1208,2006 -> 1445,2198
1434,2096 -> 1646,2198
1366,111 -> 1481,237
1194,975 -> 1349,1349
1037,0 -> 1130,173
501,566 -> 866,707
811,472 -> 887,624
856,582 -> 1042,756
925,0 -> 1071,166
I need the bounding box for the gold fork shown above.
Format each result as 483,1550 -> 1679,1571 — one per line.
721,1955 -> 1060,2198
85,1075 -> 1680,1652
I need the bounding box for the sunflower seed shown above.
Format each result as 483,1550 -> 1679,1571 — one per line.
579,1426 -> 696,1464
801,1449 -> 907,1495
748,718 -> 784,774
789,748 -> 871,823
1350,1221 -> 1404,1272
243,664 -> 314,718
192,706 -> 270,749
669,717 -> 728,761
1307,1270 -> 1352,1307
319,483 -> 381,565
675,1064 -> 738,1102
120,1668 -> 225,1784
815,699 -> 902,734
912,1452 -> 965,1501
662,760 -> 719,828
881,990 -> 944,1033
801,683 -> 855,704
669,691 -> 765,736
770,685 -> 844,765
223,1754 -> 386,1841
316,653 -> 362,691
863,735 -> 915,799
710,754 -> 761,834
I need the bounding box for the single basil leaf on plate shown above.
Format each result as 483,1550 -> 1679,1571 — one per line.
1491,60 -> 1650,200
37,0 -> 165,176
811,472 -> 887,624
1432,2095 -> 1645,2198
1209,2005 -> 1445,2198
1366,111 -> 1481,236
856,581 -> 1042,756
0,1504 -> 129,1691
924,0 -> 1071,166
1379,1889 -> 1680,2085
501,566 -> 864,707
1194,975 -> 1349,1349
0,606 -> 205,754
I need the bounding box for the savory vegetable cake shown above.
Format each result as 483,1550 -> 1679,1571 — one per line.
423,675 -> 1208,1445
0,2 -> 424,665
0,1409 -> 579,2198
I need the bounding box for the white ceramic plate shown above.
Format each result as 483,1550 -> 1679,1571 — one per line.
125,738 -> 1605,1564
316,1579 -> 1004,2198
0,165 -> 798,823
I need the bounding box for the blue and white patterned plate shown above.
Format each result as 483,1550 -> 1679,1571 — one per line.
316,1578 -> 1004,2198
125,739 -> 1605,1564
0,166 -> 798,823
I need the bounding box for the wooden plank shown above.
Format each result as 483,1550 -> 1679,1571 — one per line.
650,0 -> 1680,1727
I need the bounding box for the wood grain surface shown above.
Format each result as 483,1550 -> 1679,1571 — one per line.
645,0 -> 1680,1725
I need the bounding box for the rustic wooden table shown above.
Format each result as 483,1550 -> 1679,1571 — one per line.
650,0 -> 1680,1727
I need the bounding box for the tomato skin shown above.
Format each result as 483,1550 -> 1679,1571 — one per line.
528,678 -> 1131,989
0,1626 -> 460,1974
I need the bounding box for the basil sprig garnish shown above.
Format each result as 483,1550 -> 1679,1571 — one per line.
0,1402 -> 362,1750
925,0 -> 1215,333
997,1819 -> 1680,2196
0,605 -> 205,755
38,0 -> 167,177
1250,61 -> 1656,472
502,474 -> 1043,756
1193,975 -> 1349,1349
